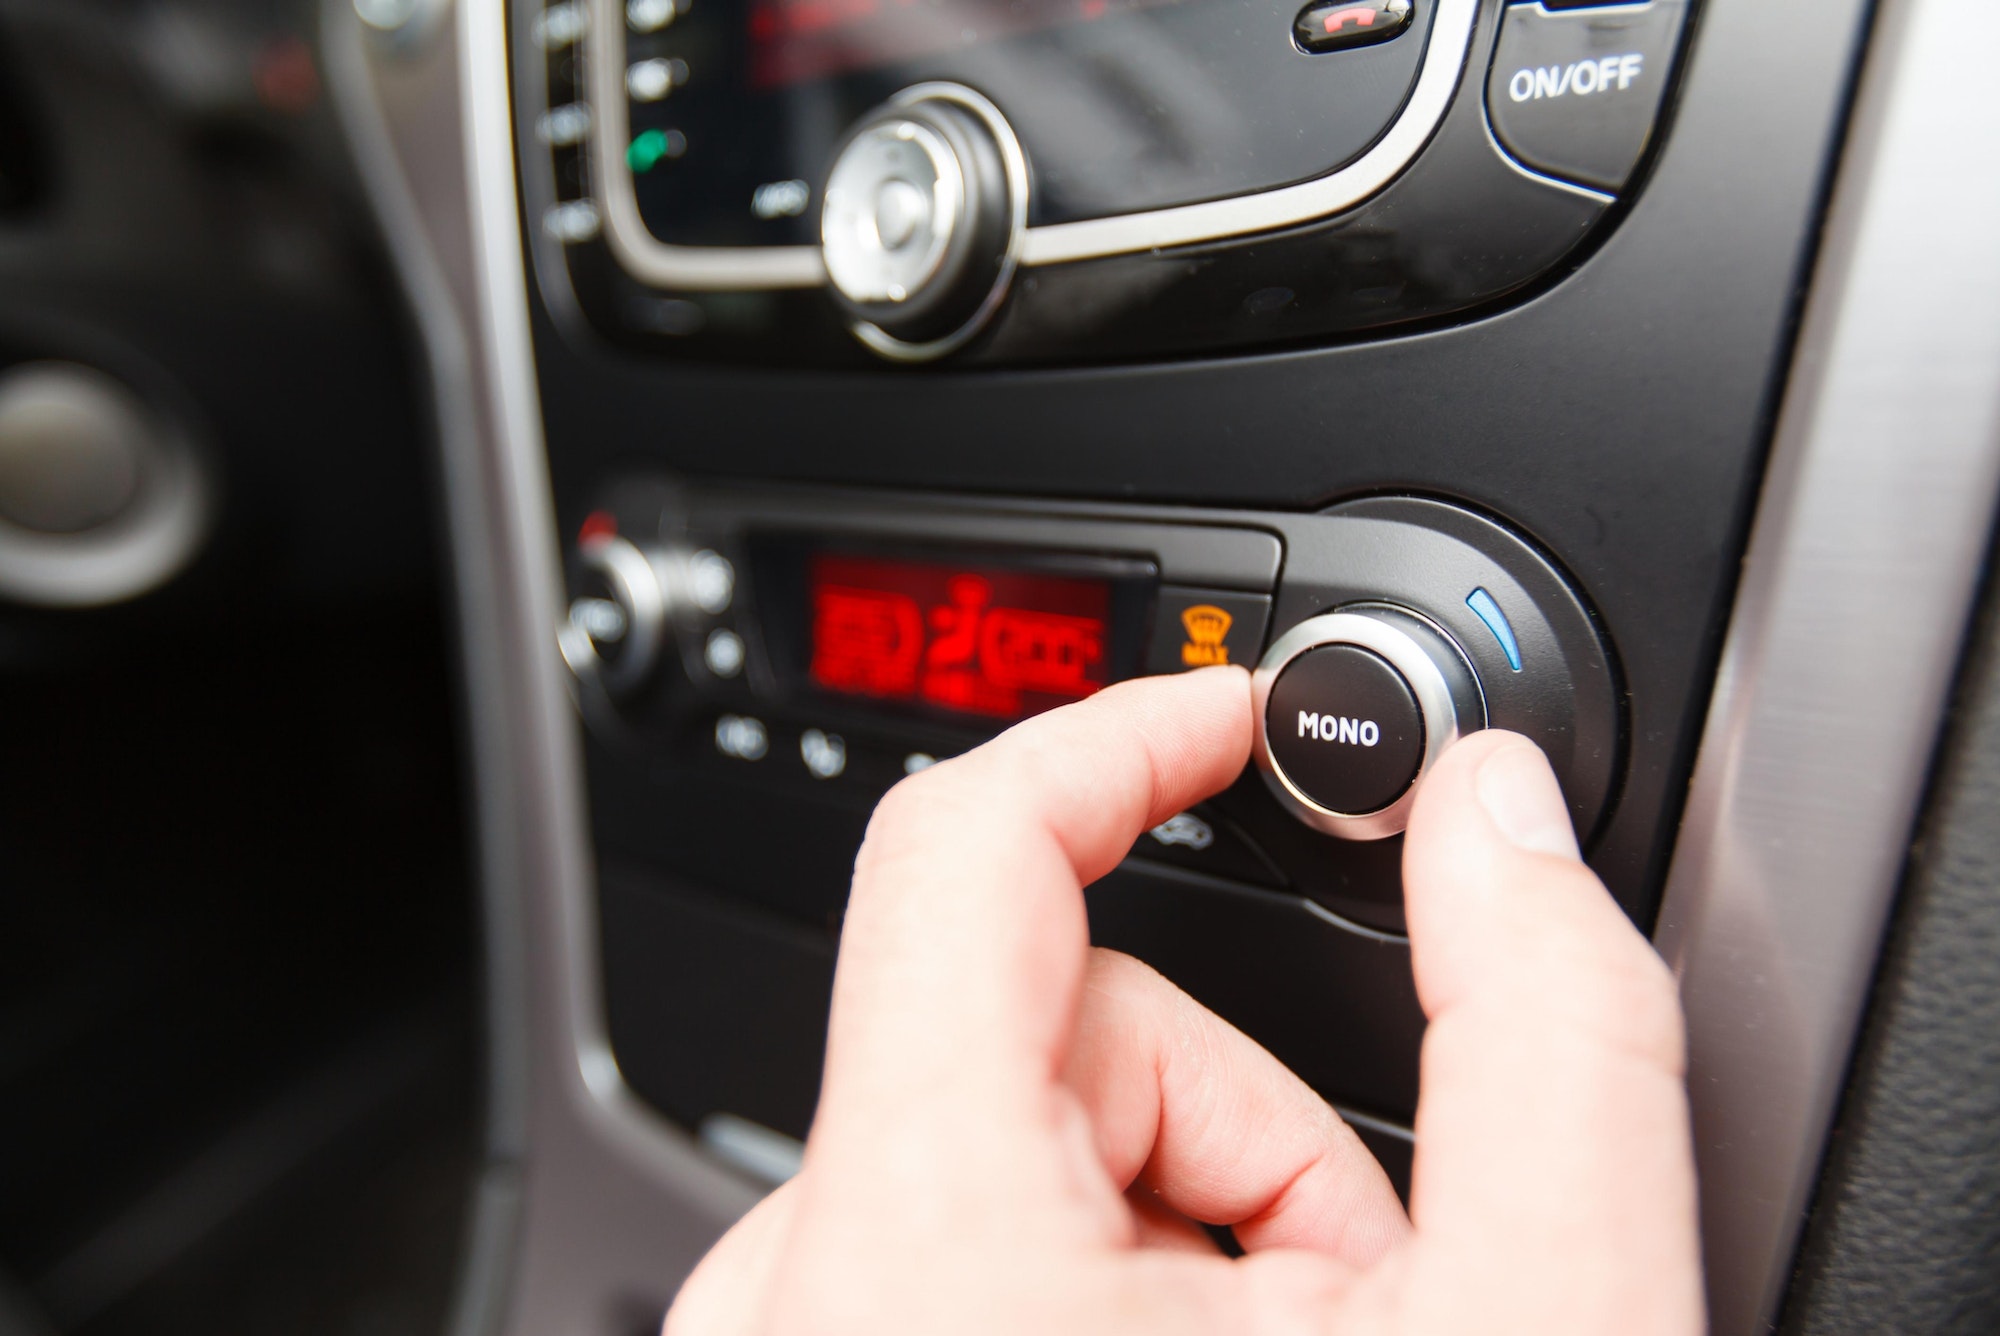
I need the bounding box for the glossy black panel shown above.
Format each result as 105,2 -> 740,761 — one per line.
975,0 -> 1614,362
552,0 -> 1873,1217
601,868 -> 837,1139
531,0 -> 1668,364
1087,866 -> 1426,1118
600,861 -> 1423,1170
537,0 -> 1871,934
611,0 -> 1436,247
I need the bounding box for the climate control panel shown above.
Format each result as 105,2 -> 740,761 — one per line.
563,483 -> 1618,933
566,482 -> 1620,1147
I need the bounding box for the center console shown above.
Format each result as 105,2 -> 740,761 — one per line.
514,0 -> 1755,1199
500,0 -> 1875,1251
532,0 -> 1694,363
331,0 -> 2000,1331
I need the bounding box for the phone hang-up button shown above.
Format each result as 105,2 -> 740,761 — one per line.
1293,0 -> 1413,55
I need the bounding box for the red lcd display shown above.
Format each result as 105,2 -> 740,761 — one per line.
808,554 -> 1111,720
749,0 -> 1186,90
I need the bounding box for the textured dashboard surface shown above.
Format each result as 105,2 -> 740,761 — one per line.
1783,555 -> 2000,1334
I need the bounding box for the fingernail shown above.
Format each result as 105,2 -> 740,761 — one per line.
1475,741 -> 1580,859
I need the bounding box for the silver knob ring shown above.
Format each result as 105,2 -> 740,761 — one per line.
561,533 -> 668,695
821,117 -> 965,307
837,83 -> 1031,363
1251,611 -> 1465,840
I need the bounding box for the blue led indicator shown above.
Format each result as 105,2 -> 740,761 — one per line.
1467,587 -> 1522,671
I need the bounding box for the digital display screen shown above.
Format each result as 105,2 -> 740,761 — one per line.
808,553 -> 1112,720
748,0 -> 1187,89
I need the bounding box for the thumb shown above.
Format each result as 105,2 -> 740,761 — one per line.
1397,731 -> 1704,1335
663,1179 -> 798,1336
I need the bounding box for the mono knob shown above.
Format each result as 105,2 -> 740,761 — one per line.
820,84 -> 1027,360
1251,608 -> 1486,840
560,532 -> 668,696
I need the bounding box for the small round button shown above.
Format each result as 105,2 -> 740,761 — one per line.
704,626 -> 745,678
1265,645 -> 1424,816
873,178 -> 930,251
687,549 -> 734,613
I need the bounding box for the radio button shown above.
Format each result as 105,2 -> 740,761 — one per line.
704,627 -> 746,678
1145,588 -> 1271,675
799,728 -> 847,780
1293,0 -> 1413,55
625,57 -> 686,103
1265,645 -> 1424,817
1486,0 -> 1688,193
687,548 -> 735,614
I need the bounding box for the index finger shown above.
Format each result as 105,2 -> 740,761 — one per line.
808,667 -> 1254,1178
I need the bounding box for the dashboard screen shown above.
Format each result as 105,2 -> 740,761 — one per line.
748,0 -> 1188,89
808,553 -> 1111,720
602,0 -> 1434,251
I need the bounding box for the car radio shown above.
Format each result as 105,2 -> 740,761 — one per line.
521,0 -> 1695,363
563,481 -> 1621,1149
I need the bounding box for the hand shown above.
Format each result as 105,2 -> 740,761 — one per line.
666,667 -> 1702,1335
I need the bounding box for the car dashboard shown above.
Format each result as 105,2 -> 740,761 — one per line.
4,1 -> 2000,1333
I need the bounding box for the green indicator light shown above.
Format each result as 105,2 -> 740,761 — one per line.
627,128 -> 686,173
627,129 -> 668,172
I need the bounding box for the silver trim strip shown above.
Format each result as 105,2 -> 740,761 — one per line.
1335,1104 -> 1416,1145
328,0 -> 767,1331
1477,78 -> 1617,206
1301,898 -> 1411,947
461,0 -> 771,1312
587,0 -> 826,289
581,0 -> 1477,287
1651,1 -> 2000,1331
1021,0 -> 1476,266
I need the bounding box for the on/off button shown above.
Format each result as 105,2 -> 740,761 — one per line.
1484,0 -> 1690,193
1264,644 -> 1425,816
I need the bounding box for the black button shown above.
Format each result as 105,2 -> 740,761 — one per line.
1130,804 -> 1287,889
1293,0 -> 1413,54
1266,645 -> 1423,815
1486,0 -> 1689,193
1146,588 -> 1272,676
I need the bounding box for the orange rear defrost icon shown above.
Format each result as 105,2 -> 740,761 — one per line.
1180,604 -> 1234,667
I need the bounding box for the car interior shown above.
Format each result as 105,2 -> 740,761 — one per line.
2,0 -> 1997,1332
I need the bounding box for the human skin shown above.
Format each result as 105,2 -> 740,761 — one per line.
666,665 -> 1703,1335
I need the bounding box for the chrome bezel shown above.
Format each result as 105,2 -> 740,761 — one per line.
585,0 -> 825,290
580,0 -> 1476,289
0,361 -> 213,609
1250,611 -> 1463,840
846,83 -> 1032,363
